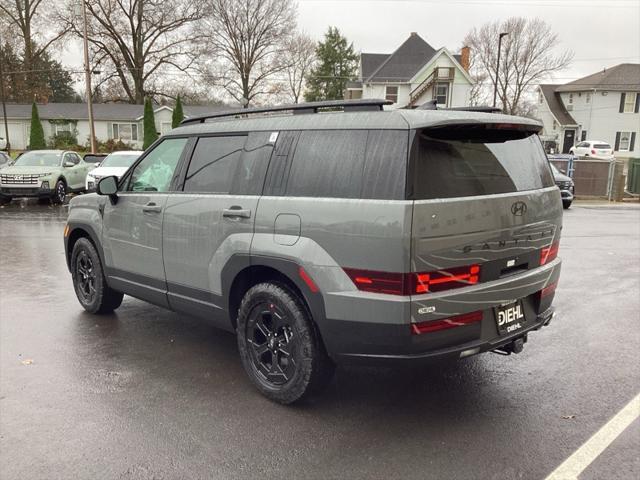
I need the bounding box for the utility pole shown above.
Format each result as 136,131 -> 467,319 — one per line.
492,32 -> 509,109
0,38 -> 10,155
81,0 -> 97,153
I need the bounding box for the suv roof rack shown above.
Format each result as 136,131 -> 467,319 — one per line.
409,100 -> 501,114
180,99 -> 393,125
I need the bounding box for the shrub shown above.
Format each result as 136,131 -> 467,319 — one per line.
49,130 -> 80,150
143,97 -> 158,149
29,102 -> 46,149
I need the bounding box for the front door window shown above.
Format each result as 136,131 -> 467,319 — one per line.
127,138 -> 187,192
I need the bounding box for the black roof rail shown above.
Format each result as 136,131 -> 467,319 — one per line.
180,98 -> 393,125
444,105 -> 502,113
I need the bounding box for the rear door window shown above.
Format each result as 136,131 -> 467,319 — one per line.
183,136 -> 247,193
286,130 -> 367,198
361,130 -> 408,200
409,127 -> 554,200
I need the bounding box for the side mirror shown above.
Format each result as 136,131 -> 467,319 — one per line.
97,175 -> 118,201
63,161 -> 75,167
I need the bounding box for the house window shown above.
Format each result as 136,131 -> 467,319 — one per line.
55,123 -> 72,135
568,93 -> 573,104
581,130 -> 587,141
586,93 -> 591,104
623,92 -> 637,113
434,82 -> 449,105
112,123 -> 139,142
385,85 -> 398,104
618,131 -> 632,151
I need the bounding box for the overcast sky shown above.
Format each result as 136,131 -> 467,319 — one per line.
60,0 -> 640,86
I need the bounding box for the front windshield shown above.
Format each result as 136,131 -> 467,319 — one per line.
13,151 -> 61,167
101,153 -> 140,168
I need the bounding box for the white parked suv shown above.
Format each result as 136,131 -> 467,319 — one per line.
569,141 -> 614,159
86,150 -> 142,191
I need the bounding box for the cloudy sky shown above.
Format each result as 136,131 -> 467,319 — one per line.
61,0 -> 640,85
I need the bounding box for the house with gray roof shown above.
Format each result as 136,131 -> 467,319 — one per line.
0,102 -> 225,151
345,32 -> 474,110
534,63 -> 639,157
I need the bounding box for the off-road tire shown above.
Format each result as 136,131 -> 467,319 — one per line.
71,237 -> 123,314
237,282 -> 335,404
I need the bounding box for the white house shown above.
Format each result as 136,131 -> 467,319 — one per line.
534,63 -> 639,158
0,103 -> 225,151
345,32 -> 474,109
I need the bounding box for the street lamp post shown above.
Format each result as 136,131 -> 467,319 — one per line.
492,32 -> 509,109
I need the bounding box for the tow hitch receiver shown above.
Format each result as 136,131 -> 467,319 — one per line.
492,334 -> 527,355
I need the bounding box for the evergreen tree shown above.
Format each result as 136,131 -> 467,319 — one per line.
142,98 -> 158,149
304,27 -> 358,102
172,95 -> 184,128
29,102 -> 46,149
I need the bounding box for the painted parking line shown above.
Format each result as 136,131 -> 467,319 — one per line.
545,392 -> 640,480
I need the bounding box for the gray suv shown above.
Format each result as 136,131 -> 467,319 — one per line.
64,99 -> 562,404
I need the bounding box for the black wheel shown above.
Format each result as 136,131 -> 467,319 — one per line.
563,200 -> 572,209
237,282 -> 334,404
0,196 -> 11,205
52,180 -> 66,204
71,237 -> 123,314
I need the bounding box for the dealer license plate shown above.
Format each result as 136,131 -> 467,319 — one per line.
494,301 -> 525,336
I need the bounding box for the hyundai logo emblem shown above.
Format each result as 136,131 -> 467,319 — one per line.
511,201 -> 527,216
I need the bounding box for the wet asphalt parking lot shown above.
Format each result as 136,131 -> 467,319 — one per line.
0,200 -> 638,480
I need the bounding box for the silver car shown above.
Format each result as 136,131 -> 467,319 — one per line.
64,99 -> 562,404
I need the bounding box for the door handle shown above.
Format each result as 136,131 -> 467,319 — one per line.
142,202 -> 162,213
223,206 -> 251,219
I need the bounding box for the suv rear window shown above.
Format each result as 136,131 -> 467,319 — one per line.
593,144 -> 611,149
409,127 -> 554,200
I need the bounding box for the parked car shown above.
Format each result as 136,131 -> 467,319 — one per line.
550,163 -> 574,209
0,137 -> 7,150
569,140 -> 614,159
85,150 -> 142,191
0,150 -> 93,205
83,153 -> 108,167
64,99 -> 562,404
0,151 -> 12,169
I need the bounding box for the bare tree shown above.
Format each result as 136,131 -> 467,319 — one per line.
279,32 -> 316,104
61,0 -> 206,104
464,17 -> 573,115
200,0 -> 297,107
0,0 -> 67,94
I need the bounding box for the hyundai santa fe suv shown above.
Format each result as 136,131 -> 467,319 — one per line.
64,99 -> 562,404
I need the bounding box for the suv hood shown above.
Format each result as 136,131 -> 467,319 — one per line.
553,171 -> 572,183
88,166 -> 129,178
1,165 -> 59,175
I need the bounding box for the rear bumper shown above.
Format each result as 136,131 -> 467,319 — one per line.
329,307 -> 554,365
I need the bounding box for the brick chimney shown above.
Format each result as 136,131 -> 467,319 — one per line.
460,46 -> 470,72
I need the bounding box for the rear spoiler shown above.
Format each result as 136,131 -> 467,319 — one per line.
411,100 -> 502,114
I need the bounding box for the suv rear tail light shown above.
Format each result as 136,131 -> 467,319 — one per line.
540,241 -> 559,265
411,311 -> 483,335
343,264 -> 481,296
591,149 -> 596,154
